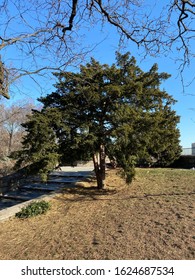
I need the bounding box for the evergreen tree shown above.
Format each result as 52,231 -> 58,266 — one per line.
16,53 -> 181,188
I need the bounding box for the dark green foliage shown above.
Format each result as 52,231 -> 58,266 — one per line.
14,108 -> 61,181
15,200 -> 51,219
16,52 -> 181,187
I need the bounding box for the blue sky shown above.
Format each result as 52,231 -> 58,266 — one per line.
2,3 -> 195,149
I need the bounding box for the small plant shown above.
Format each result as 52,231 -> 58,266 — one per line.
15,200 -> 51,219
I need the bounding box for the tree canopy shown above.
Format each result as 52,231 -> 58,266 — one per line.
0,0 -> 194,97
15,53 -> 181,188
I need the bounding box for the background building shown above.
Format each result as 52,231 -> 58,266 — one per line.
192,143 -> 195,155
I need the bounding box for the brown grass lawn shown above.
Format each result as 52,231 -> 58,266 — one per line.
0,168 -> 194,260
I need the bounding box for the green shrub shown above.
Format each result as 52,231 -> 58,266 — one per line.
15,200 -> 51,219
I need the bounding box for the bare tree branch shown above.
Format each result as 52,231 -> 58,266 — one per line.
93,0 -> 140,45
62,0 -> 78,33
0,0 -> 195,99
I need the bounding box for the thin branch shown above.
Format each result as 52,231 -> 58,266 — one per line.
0,28 -> 54,50
94,0 -> 140,45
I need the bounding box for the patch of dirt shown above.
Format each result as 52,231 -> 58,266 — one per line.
0,168 -> 194,260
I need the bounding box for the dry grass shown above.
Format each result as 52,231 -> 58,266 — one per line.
0,168 -> 194,260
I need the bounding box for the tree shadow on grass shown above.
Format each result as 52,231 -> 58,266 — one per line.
54,183 -> 118,203
54,183 -> 195,204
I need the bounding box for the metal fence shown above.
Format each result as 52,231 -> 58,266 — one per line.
181,148 -> 195,156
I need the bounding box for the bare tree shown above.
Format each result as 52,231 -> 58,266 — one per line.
0,102 -> 35,156
0,0 -> 194,98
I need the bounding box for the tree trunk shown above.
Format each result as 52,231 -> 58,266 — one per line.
100,144 -> 106,182
92,145 -> 106,189
8,131 -> 13,156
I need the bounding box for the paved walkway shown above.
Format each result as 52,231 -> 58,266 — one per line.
0,166 -> 94,221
